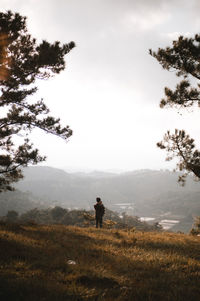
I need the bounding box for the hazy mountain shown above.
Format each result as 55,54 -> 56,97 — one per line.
3,166 -> 199,232
0,190 -> 44,216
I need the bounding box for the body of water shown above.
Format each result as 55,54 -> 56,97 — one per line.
140,217 -> 180,230
140,217 -> 156,222
159,219 -> 180,230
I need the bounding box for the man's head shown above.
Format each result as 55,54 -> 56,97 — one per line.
96,197 -> 101,203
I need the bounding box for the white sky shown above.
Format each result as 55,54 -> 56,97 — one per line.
1,0 -> 200,172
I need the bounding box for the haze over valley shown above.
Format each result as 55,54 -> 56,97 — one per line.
0,166 -> 199,232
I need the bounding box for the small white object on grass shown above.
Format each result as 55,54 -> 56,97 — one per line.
67,260 -> 76,265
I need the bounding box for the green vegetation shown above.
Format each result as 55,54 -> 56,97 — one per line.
0,223 -> 200,300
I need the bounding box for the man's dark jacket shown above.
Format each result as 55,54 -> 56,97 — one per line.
94,202 -> 105,217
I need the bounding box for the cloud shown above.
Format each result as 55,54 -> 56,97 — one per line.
122,10 -> 171,32
1,0 -> 200,171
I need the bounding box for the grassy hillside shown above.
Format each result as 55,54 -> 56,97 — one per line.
0,223 -> 200,300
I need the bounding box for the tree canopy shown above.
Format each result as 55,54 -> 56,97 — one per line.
0,11 -> 75,191
150,34 -> 200,184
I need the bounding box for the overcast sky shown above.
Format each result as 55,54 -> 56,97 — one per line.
1,0 -> 200,172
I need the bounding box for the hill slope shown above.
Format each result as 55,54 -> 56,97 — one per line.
16,167 -> 200,213
0,190 -> 44,217
0,223 -> 200,300
14,166 -> 200,232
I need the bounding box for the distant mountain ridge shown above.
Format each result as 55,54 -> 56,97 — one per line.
0,165 -> 198,232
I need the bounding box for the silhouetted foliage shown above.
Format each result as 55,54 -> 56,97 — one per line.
150,34 -> 200,184
6,210 -> 18,221
190,216 -> 200,235
51,206 -> 67,222
0,11 -> 75,191
5,206 -> 162,231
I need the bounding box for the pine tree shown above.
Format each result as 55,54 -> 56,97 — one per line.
0,11 -> 75,191
150,34 -> 200,184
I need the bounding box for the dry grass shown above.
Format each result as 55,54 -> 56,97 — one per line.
0,222 -> 200,300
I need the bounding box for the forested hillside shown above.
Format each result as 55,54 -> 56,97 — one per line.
0,167 -> 199,232
0,190 -> 44,217
15,167 -> 200,212
6,166 -> 199,232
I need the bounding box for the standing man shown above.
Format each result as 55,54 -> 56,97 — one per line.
94,197 -> 105,228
